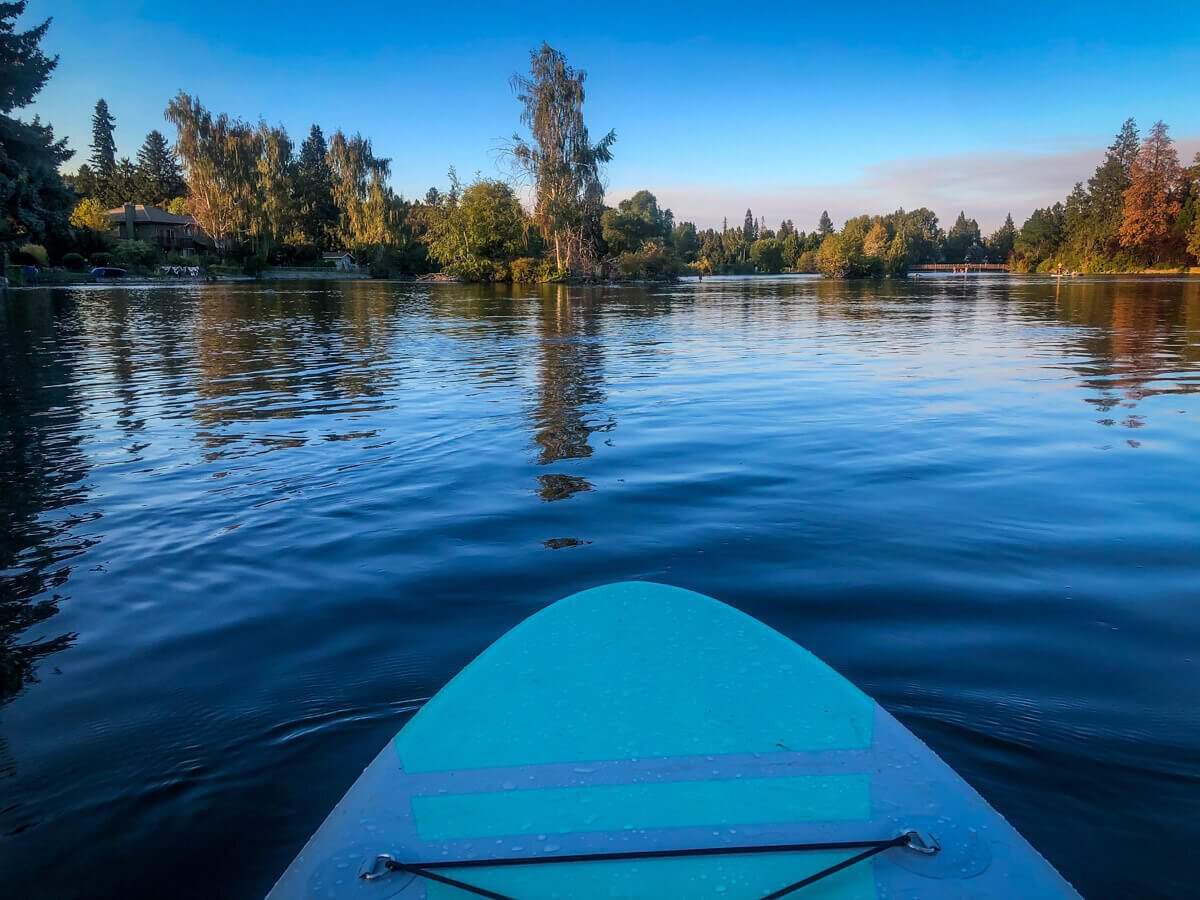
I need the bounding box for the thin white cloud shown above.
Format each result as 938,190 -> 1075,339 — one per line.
612,137 -> 1200,234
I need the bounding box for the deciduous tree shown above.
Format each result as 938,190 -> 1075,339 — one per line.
601,190 -> 671,255
326,129 -> 396,249
509,43 -> 615,272
69,196 -> 108,231
749,237 -> 783,273
423,176 -> 531,280
165,92 -> 257,250
1120,120 -> 1182,263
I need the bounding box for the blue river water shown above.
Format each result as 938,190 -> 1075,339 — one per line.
1,275 -> 1197,898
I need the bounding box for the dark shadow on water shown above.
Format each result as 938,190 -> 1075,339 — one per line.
0,295 -> 90,707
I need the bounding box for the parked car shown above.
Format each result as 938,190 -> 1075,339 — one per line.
91,266 -> 128,279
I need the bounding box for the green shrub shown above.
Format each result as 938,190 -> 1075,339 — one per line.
510,257 -> 554,283
90,252 -> 111,267
242,253 -> 267,277
617,242 -> 684,278
62,252 -> 86,271
111,241 -> 160,270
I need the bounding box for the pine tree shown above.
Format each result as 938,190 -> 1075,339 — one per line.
817,210 -> 834,237
1120,120 -> 1181,263
0,2 -> 73,258
742,208 -> 755,244
295,125 -> 337,248
943,211 -> 982,263
135,129 -> 186,206
89,98 -> 116,180
986,213 -> 1016,263
1085,118 -> 1139,256
108,157 -> 137,206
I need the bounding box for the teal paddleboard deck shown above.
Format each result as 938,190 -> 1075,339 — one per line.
269,583 -> 1079,898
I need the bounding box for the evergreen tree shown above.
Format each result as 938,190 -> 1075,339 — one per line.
672,221 -> 699,261
1012,204 -> 1065,272
0,2 -> 73,258
1120,120 -> 1181,263
817,209 -> 834,237
742,208 -> 755,245
296,124 -> 336,247
89,98 -> 116,183
1187,153 -> 1200,264
135,129 -> 186,206
780,230 -> 801,268
109,157 -> 137,205
1080,118 -> 1139,259
943,211 -> 982,262
986,214 -> 1016,263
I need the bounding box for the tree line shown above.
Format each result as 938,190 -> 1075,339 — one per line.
2,1 -> 1199,281
1009,119 -> 1200,272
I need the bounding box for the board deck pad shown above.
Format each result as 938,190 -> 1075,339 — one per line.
268,582 -> 1079,898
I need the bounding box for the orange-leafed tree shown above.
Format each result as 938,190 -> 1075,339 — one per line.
1119,120 -> 1181,263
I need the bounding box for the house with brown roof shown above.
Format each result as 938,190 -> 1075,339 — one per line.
106,203 -> 214,256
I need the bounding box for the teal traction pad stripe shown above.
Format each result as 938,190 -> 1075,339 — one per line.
411,775 -> 871,841
396,583 -> 874,774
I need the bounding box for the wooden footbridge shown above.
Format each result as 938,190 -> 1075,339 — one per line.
910,264 -> 1010,273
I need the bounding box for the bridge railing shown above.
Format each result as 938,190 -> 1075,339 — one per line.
910,264 -> 1011,272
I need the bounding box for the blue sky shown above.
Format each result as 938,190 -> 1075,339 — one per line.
30,1 -> 1200,231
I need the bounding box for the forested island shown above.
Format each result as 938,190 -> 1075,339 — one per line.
3,3 -> 1199,283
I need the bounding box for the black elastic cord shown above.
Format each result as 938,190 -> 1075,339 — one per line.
382,834 -> 913,898
759,835 -> 908,899
387,862 -> 516,900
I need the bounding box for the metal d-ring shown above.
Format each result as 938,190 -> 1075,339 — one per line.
359,853 -> 395,881
903,830 -> 941,855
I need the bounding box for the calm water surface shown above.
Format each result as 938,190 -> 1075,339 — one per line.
1,276 -> 1198,898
